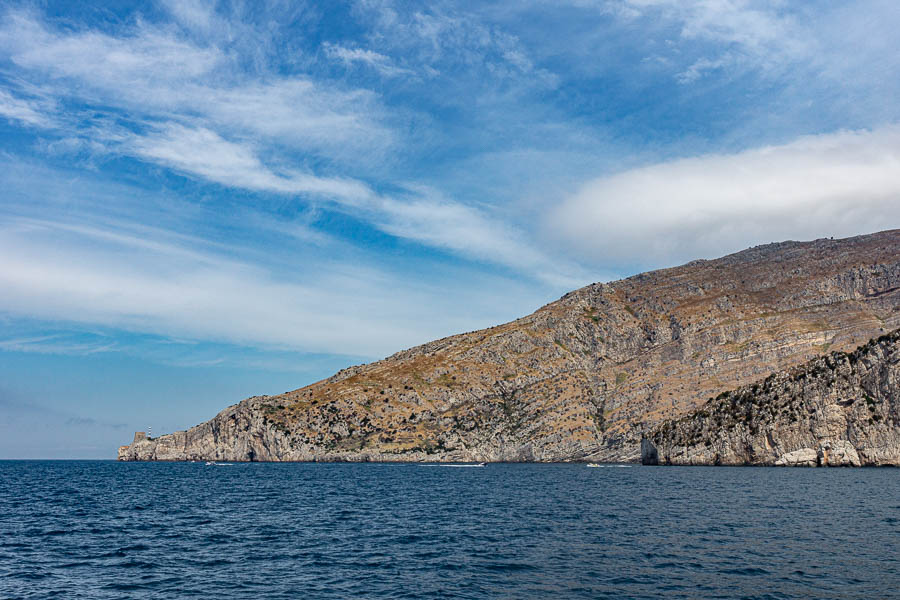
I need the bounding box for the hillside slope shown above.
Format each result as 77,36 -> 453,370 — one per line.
119,230 -> 900,462
641,329 -> 900,466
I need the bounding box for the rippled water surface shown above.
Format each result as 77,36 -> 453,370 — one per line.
2,461 -> 899,599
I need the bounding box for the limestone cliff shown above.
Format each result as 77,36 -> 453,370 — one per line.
642,329 -> 900,466
119,230 -> 900,463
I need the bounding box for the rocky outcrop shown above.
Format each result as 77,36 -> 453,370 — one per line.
119,230 -> 900,462
642,329 -> 900,466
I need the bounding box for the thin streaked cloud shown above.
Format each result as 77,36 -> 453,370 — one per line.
0,0 -> 899,457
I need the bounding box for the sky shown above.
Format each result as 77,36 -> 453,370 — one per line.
2,0 -> 900,458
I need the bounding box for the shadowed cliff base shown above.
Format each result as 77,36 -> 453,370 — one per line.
119,230 -> 900,463
642,328 -> 900,466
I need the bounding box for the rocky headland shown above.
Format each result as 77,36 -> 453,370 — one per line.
119,230 -> 900,463
641,329 -> 900,466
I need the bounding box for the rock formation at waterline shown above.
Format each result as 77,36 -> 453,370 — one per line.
119,230 -> 900,463
642,329 -> 900,466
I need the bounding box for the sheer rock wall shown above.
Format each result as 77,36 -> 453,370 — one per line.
642,329 -> 900,466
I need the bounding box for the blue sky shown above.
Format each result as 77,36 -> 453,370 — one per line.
2,0 -> 900,458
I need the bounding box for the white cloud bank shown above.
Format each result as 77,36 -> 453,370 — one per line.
549,126 -> 900,266
0,215 -> 548,357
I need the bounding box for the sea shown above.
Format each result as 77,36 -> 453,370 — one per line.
1,461 -> 898,599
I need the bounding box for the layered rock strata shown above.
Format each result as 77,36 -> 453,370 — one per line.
119,230 -> 900,462
642,329 -> 900,466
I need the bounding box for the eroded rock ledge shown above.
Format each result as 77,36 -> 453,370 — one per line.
642,330 -> 900,466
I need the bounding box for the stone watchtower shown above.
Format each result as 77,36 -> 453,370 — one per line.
132,431 -> 148,444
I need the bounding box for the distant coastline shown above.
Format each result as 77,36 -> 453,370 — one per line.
119,231 -> 900,467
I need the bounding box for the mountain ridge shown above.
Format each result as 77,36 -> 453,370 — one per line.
118,229 -> 900,462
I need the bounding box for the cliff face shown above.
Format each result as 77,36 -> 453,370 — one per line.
119,230 -> 900,463
641,329 -> 900,466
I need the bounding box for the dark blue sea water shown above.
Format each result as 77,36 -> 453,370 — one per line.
2,462 -> 898,599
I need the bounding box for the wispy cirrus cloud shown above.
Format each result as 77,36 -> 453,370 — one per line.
3,1 -> 899,354
323,42 -> 412,77
603,0 -> 810,82
1,9 -> 223,87
356,0 -> 558,87
0,10 -> 392,158
0,213 -> 424,356
159,0 -> 220,34
118,123 -> 579,283
0,333 -> 115,356
2,0 -> 900,462
0,209 -> 557,357
127,124 -> 375,201
0,88 -> 55,127
371,188 -> 586,287
0,8 -> 581,284
626,0 -> 798,49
